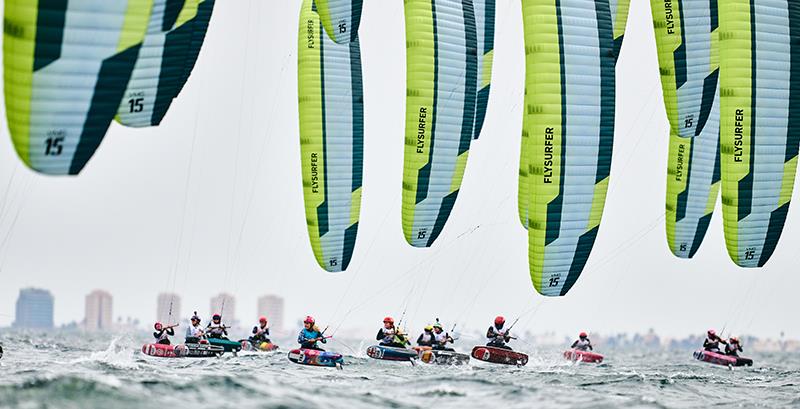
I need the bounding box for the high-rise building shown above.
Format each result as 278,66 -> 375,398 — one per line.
84,290 -> 113,331
257,295 -> 284,333
13,288 -> 54,329
210,293 -> 235,324
156,293 -> 181,324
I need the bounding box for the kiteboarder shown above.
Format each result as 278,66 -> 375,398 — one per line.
185,312 -> 205,343
249,316 -> 271,345
153,322 -> 176,345
703,329 -> 727,352
416,325 -> 435,347
206,314 -> 229,340
376,317 -> 410,348
725,337 -> 743,357
571,332 -> 593,351
486,316 -> 513,350
298,316 -> 327,351
432,322 -> 455,351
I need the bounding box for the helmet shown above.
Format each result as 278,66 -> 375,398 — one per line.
494,316 -> 505,326
707,329 -> 716,337
424,325 -> 433,331
433,322 -> 443,329
304,316 -> 315,324
154,322 -> 163,330
190,313 -> 200,322
383,316 -> 394,324
579,332 -> 588,338
259,316 -> 268,323
212,314 -> 221,321
730,337 -> 739,343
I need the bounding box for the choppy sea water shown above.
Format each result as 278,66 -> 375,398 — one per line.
0,332 -> 797,409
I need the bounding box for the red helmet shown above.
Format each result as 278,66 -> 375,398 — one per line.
579,332 -> 588,338
383,316 -> 394,324
708,329 -> 716,336
494,316 -> 505,326
212,314 -> 221,321
259,316 -> 268,323
154,322 -> 163,330
730,337 -> 739,343
304,316 -> 315,324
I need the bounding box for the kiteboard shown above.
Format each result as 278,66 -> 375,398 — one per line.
207,338 -> 243,353
142,343 -> 223,358
142,343 -> 188,358
471,346 -> 528,366
288,348 -> 344,368
563,349 -> 604,363
366,345 -> 418,362
419,349 -> 471,365
693,350 -> 753,367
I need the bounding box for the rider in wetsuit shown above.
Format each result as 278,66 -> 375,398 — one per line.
703,329 -> 728,353
153,322 -> 175,345
417,325 -> 435,348
432,322 -> 455,351
298,316 -> 327,351
376,317 -> 410,348
571,332 -> 593,351
185,313 -> 204,343
205,314 -> 229,340
725,337 -> 744,357
486,316 -> 513,350
249,316 -> 271,345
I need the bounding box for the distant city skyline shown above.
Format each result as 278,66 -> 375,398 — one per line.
13,288 -> 54,329
83,290 -> 112,331
156,293 -> 181,324
257,295 -> 285,332
210,293 -> 236,324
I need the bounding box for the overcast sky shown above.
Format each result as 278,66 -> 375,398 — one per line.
0,0 -> 797,340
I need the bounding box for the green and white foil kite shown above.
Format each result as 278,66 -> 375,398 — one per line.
472,0 -> 495,140
3,0 -> 153,175
719,0 -> 799,267
651,0 -> 719,138
116,0 -> 199,127
522,0 -> 616,296
402,0 -> 478,248
298,0 -> 364,272
666,90 -> 720,258
315,0 -> 363,44
518,0 -> 628,229
175,0 -> 215,97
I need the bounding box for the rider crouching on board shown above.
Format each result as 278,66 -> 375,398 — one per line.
185,313 -> 205,343
377,317 -> 410,348
206,314 -> 229,339
725,337 -> 743,357
153,322 -> 175,345
298,316 -> 327,351
432,322 -> 455,351
250,316 -> 271,345
486,316 -> 513,350
703,329 -> 727,353
571,332 -> 593,351
416,325 -> 435,348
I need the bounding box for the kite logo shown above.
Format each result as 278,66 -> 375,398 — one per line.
417,107 -> 428,153
663,1 -> 675,35
733,109 -> 745,162
306,19 -> 316,49
310,153 -> 320,193
543,127 -> 555,183
675,143 -> 686,182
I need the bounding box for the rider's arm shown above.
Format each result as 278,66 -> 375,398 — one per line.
571,340 -> 578,348
486,327 -> 495,339
376,329 -> 385,341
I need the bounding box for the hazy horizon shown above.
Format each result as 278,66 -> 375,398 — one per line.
1,0 -> 798,341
